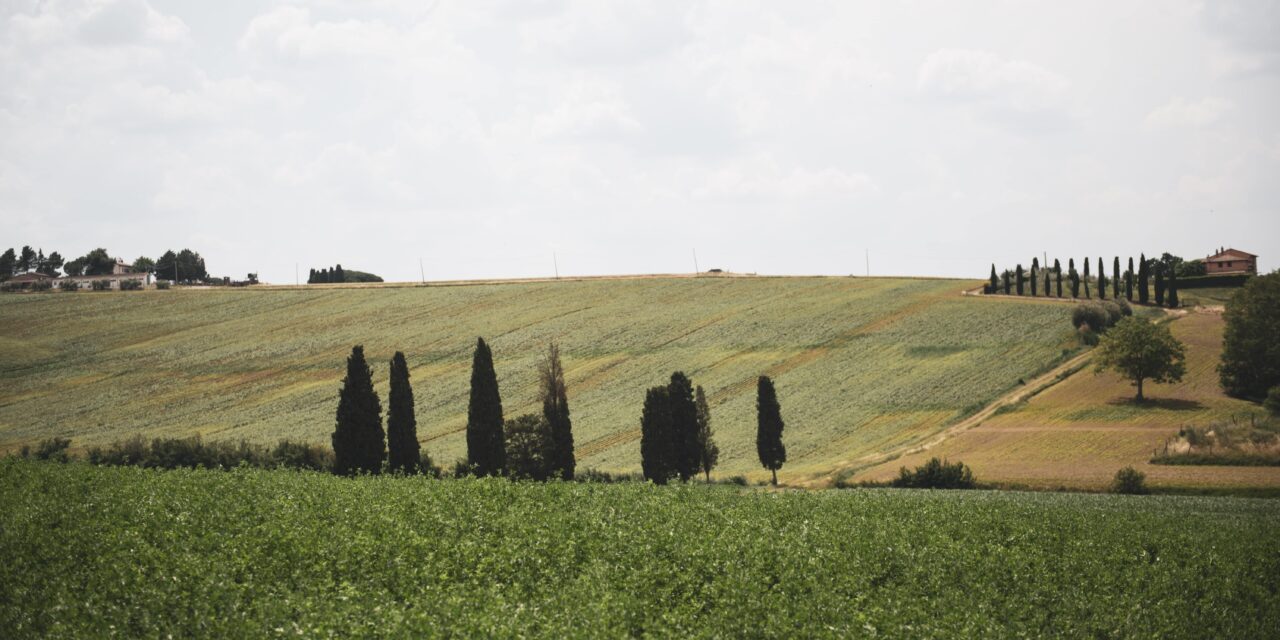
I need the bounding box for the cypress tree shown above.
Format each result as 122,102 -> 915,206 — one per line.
1125,257 -> 1134,301
756,376 -> 786,486
466,337 -> 505,476
334,264 -> 345,284
1155,263 -> 1166,306
989,264 -> 998,294
1113,257 -> 1121,299
1030,258 -> 1039,296
694,386 -> 719,482
1069,258 -> 1079,298
1054,258 -> 1063,297
331,345 -> 385,475
1015,264 -> 1024,296
1083,259 -> 1091,299
308,268 -> 316,284
1002,270 -> 1011,294
538,342 -> 574,480
639,386 -> 673,485
1097,258 -> 1107,299
387,351 -> 422,474
1138,253 -> 1149,304
1167,267 -> 1179,308
668,372 -> 700,482
1044,270 -> 1050,297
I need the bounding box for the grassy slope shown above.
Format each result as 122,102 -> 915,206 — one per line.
0,277 -> 1079,477
2,460 -> 1278,638
857,310 -> 1280,491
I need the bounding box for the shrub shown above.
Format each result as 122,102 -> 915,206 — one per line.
58,280 -> 79,292
85,435 -> 333,472
1266,387 -> 1280,417
32,280 -> 52,292
156,281 -> 171,290
269,440 -> 334,472
1114,298 -> 1133,317
892,458 -> 976,489
119,279 -> 143,291
1100,301 -> 1123,326
1072,303 -> 1109,333
34,437 -> 73,462
91,279 -> 112,291
1111,466 -> 1148,494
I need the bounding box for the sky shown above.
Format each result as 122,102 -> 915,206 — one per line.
1,0 -> 1277,283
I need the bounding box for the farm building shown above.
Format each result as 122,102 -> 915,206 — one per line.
1204,247 -> 1257,275
56,272 -> 153,290
3,272 -> 56,289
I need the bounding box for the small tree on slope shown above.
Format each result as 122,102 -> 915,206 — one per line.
387,351 -> 423,474
466,337 -> 505,476
1094,317 -> 1186,402
695,386 -> 719,482
538,342 -> 574,480
332,345 -> 385,475
756,376 -> 787,486
640,386 -> 674,485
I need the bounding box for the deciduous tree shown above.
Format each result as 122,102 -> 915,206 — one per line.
504,414 -> 554,481
1218,272 -> 1280,400
1094,317 -> 1186,401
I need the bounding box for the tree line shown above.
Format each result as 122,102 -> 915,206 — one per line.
986,252 -> 1191,308
331,339 -> 790,484
0,245 -> 209,282
307,265 -> 384,284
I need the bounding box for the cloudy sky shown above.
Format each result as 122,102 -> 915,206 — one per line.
2,0 -> 1277,283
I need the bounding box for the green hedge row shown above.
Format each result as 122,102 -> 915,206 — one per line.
1177,274 -> 1252,289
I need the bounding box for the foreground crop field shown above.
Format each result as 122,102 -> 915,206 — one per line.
0,277 -> 1077,477
857,310 -> 1280,492
1,461 -> 1277,637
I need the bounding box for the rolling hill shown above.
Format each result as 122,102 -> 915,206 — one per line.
0,276 -> 1080,477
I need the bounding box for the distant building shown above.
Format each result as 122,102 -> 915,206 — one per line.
56,272 -> 153,290
4,272 -> 55,288
1205,247 -> 1258,275
112,259 -> 132,275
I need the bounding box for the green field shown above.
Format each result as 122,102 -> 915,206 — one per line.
2,460 -> 1277,637
0,277 -> 1078,478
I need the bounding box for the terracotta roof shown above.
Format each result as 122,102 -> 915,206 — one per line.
8,272 -> 54,282
1207,248 -> 1257,261
57,273 -> 147,281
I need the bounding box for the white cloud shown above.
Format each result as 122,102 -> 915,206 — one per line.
916,49 -> 1073,126
694,154 -> 877,201
1144,97 -> 1233,129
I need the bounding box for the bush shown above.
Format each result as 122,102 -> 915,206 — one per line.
1072,303 -> 1109,333
119,279 -> 143,291
91,280 -> 112,291
1111,466 -> 1148,494
1266,387 -> 1280,417
58,280 -> 79,292
269,440 -> 334,472
892,458 -> 976,489
1100,301 -> 1123,326
1114,298 -> 1133,317
34,437 -> 73,462
156,281 -> 171,290
32,280 -> 52,292
1178,274 -> 1251,289
86,435 -> 333,472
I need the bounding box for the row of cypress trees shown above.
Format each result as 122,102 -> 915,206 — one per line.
987,253 -> 1180,308
331,346 -> 424,475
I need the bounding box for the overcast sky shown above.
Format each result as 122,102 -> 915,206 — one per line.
2,0 -> 1277,283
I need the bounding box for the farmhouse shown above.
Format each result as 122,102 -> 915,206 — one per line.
1205,247 -> 1258,275
56,271 -> 153,290
3,272 -> 56,289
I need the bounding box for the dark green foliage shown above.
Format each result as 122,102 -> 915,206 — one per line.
1069,258 -> 1080,298
83,435 -> 332,471
1097,257 -> 1106,299
1030,258 -> 1038,296
756,376 -> 786,485
331,345 -> 385,475
1138,254 -> 1149,304
155,281 -> 170,290
1219,272 -> 1280,401
90,279 -> 111,291
1094,317 -> 1187,401
1072,303 -> 1110,333
1161,253 -> 1206,278
387,351 -> 423,474
37,251 -> 64,277
1177,274 -> 1253,289
539,342 -> 574,480
1043,270 -> 1050,298
308,265 -> 383,284
1111,467 -> 1148,495
132,256 -> 155,273
989,264 -> 998,293
1125,257 -> 1134,301
17,245 -> 35,272
891,458 -> 976,489
1167,268 -> 1179,308
1002,270 -> 1011,294
154,249 -> 208,282
1113,257 -> 1120,299
58,280 -> 78,292
1083,258 -> 1091,298
1154,262 -> 1166,306
1267,387 -> 1280,417
466,338 -> 505,476
639,386 -> 674,484
1054,259 -> 1062,297
334,264 -> 345,284
119,279 -> 143,291
34,437 -> 72,462
504,414 -> 555,481
0,248 -> 14,280
1015,264 -> 1024,296
668,372 -> 700,482
694,386 -> 719,482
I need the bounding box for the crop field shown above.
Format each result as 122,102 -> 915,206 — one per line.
856,311 -> 1280,492
0,277 -> 1079,478
2,460 -> 1277,637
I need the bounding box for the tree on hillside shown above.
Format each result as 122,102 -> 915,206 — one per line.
132,257 -> 155,273
1125,257 -> 1134,301
1097,258 -> 1107,300
387,351 -> 423,474
0,248 -> 15,280
988,264 -> 998,293
1002,270 -> 1011,295
72,248 -> 116,276
1030,258 -> 1039,296
694,386 -> 719,482
756,376 -> 787,486
639,386 -> 674,485
36,250 -> 64,277
332,345 -> 385,475
538,342 -> 574,480
668,372 -> 700,482
155,249 -> 208,282
1138,254 -> 1149,304
466,337 -> 505,476
1069,258 -> 1079,298
1083,258 -> 1091,299
17,246 -> 35,272
1015,264 -> 1024,296
1113,257 -> 1121,299
1094,317 -> 1186,401
1167,267 -> 1179,308
504,414 -> 554,481
1154,262 -> 1166,306
1218,272 -> 1280,400
1054,258 -> 1062,298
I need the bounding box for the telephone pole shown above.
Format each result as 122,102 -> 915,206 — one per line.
419,258 -> 425,284
295,263 -> 298,286
865,249 -> 870,277
553,252 -> 559,279
693,249 -> 699,274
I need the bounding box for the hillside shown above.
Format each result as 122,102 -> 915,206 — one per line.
854,310 -> 1280,492
0,276 -> 1079,477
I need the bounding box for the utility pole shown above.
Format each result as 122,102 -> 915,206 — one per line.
553,252 -> 559,279
865,249 -> 870,277
419,258 -> 425,284
295,263 -> 298,286
693,249 -> 699,274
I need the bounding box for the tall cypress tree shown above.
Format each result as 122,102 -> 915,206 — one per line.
332,345 -> 385,475
1154,262 -> 1166,306
1167,267 -> 1179,308
1002,270 -> 1011,294
1097,257 -> 1107,299
989,264 -> 998,294
639,386 -> 673,485
756,376 -> 786,486
387,351 -> 422,474
694,386 -> 719,482
1113,257 -> 1121,299
1030,258 -> 1039,296
334,264 -> 345,284
1125,257 -> 1134,301
1054,258 -> 1063,298
466,337 -> 505,476
1015,264 -> 1024,296
1138,253 -> 1149,304
1069,258 -> 1079,298
1083,259 -> 1091,299
1043,270 -> 1050,297
538,342 -> 574,480
668,372 -> 700,482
